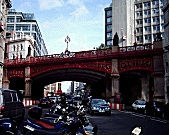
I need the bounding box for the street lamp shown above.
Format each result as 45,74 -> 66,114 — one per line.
65,35 -> 70,52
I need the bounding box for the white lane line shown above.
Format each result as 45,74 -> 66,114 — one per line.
131,113 -> 146,118
150,118 -> 167,123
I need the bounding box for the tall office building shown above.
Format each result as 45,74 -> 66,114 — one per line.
135,0 -> 164,45
112,0 -> 135,47
105,0 -> 164,47
163,0 -> 169,103
6,9 -> 48,56
0,0 -> 12,88
104,3 -> 112,47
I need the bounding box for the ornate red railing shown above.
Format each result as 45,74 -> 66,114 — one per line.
4,44 -> 159,66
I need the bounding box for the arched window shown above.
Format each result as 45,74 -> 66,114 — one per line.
13,54 -> 15,59
20,44 -> 23,50
20,53 -> 22,59
13,45 -> 15,51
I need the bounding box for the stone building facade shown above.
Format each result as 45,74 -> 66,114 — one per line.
0,0 -> 11,88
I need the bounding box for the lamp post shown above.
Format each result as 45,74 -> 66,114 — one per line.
65,35 -> 70,52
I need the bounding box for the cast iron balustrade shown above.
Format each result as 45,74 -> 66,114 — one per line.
4,44 -> 159,66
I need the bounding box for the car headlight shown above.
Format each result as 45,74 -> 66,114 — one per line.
157,108 -> 161,111
92,107 -> 99,110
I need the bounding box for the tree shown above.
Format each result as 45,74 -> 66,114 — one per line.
94,43 -> 110,50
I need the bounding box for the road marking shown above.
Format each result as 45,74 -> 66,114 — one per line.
150,118 -> 167,123
131,113 -> 145,118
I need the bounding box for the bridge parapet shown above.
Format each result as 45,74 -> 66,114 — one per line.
4,44 -> 161,66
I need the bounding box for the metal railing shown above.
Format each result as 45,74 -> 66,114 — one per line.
4,44 -> 157,66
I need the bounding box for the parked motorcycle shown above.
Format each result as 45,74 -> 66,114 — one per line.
23,106 -> 97,135
0,118 -> 21,135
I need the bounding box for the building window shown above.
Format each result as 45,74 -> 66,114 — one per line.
107,17 -> 112,23
144,18 -> 151,23
107,40 -> 112,46
13,45 -> 15,51
20,53 -> 22,59
136,11 -> 142,17
20,44 -> 23,50
136,20 -> 142,25
152,0 -> 159,5
152,17 -> 159,22
144,2 -> 150,7
107,32 -> 112,38
145,35 -> 151,41
13,54 -> 15,59
136,4 -> 142,9
16,16 -> 22,22
153,25 -> 160,31
144,26 -> 151,32
152,8 -> 159,13
144,10 -> 150,15
107,10 -> 112,16
107,25 -> 112,30
7,16 -> 15,23
161,15 -> 164,21
22,24 -> 30,31
32,25 -> 36,31
7,24 -> 14,31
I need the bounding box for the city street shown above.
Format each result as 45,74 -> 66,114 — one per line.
21,106 -> 169,135
86,110 -> 169,135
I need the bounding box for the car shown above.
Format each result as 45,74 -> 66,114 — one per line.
132,100 -> 146,112
38,97 -> 52,108
73,96 -> 82,105
144,101 -> 164,117
87,98 -> 111,115
66,95 -> 74,104
162,103 -> 169,119
0,88 -> 25,121
48,96 -> 57,104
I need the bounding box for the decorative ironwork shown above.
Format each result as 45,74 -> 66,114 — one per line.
119,58 -> 153,73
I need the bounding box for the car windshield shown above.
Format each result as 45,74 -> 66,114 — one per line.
91,99 -> 107,105
138,100 -> 146,105
66,95 -> 72,99
49,97 -> 55,100
154,102 -> 163,107
40,98 -> 48,101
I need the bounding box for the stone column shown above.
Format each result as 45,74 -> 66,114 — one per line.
111,76 -> 120,97
25,78 -> 32,97
140,77 -> 149,101
25,66 -> 31,97
2,68 -> 10,89
153,74 -> 165,102
111,58 -> 120,103
153,55 -> 165,102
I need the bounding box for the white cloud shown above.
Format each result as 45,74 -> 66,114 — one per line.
67,0 -> 81,6
38,0 -> 64,10
70,5 -> 89,18
41,21 -> 52,30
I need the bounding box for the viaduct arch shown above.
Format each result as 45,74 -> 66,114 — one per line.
3,42 -> 165,104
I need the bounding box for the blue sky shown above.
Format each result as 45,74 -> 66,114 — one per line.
11,0 -> 111,92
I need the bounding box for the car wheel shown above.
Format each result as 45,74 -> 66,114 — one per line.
162,112 -> 165,119
144,109 -> 146,114
89,109 -> 93,115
